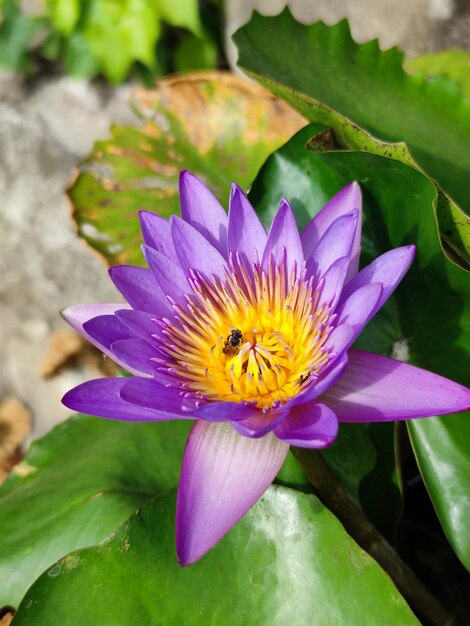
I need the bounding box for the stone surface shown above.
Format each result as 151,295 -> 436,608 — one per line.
0,76 -> 137,440
226,0 -> 470,70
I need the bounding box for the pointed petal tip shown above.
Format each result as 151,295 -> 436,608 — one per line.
179,169 -> 192,183
406,243 -> 416,256
346,180 -> 362,201
278,197 -> 292,212
138,209 -> 161,229
61,387 -> 74,410
343,208 -> 359,221
228,182 -> 246,207
107,265 -> 119,279
60,305 -> 74,322
230,181 -> 242,195
61,303 -> 92,325
175,521 -> 201,567
176,550 -> 191,568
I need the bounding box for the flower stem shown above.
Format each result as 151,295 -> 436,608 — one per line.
292,447 -> 456,626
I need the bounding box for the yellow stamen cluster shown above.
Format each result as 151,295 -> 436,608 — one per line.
161,256 -> 332,410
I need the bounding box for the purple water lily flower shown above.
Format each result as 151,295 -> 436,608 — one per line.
62,171 -> 470,566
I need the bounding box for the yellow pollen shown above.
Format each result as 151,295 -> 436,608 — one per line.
162,259 -> 333,409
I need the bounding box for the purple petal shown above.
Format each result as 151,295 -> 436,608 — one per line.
335,283 -> 383,329
110,338 -> 164,377
83,315 -> 133,348
120,377 -> 256,422
340,246 -> 415,314
62,378 -> 174,421
306,211 -> 358,282
109,266 -> 172,316
142,245 -> 189,307
325,324 -> 356,358
275,402 -> 338,448
139,211 -> 178,262
82,314 -> 148,376
119,377 -> 192,417
179,171 -> 228,257
62,303 -> 130,336
176,421 -> 289,565
301,182 -> 362,280
262,199 -> 304,272
171,216 -> 227,280
230,408 -> 289,438
114,309 -> 161,347
227,184 -> 267,264
323,350 -> 470,422
317,256 -> 349,310
193,401 -> 260,422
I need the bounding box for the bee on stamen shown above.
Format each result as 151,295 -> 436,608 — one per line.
297,371 -> 311,386
223,328 -> 243,355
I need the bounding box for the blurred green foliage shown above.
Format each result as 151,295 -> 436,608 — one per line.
0,0 -> 222,83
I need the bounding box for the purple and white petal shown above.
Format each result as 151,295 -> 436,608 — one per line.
179,171 -> 228,257
262,199 -> 304,272
228,184 -> 267,264
275,402 -> 338,448
306,211 -> 358,282
230,408 -> 289,438
62,303 -> 130,337
302,182 -> 362,271
171,216 -> 227,280
62,378 -> 175,421
340,246 -> 415,314
139,211 -> 178,262
109,266 -> 172,316
323,350 -> 470,422
176,421 -> 289,566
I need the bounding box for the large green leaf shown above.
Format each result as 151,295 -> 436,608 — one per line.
249,125 -> 470,569
408,414 -> 470,574
0,414 -> 192,607
12,488 -> 419,626
69,72 -> 305,266
234,10 -> 470,268
405,50 -> 470,100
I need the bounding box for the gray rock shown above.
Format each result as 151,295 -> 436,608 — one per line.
0,76 -> 138,440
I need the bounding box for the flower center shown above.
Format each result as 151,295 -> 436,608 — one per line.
158,253 -> 333,409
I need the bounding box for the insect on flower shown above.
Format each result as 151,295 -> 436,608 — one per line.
223,328 -> 244,355
62,171 -> 470,566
